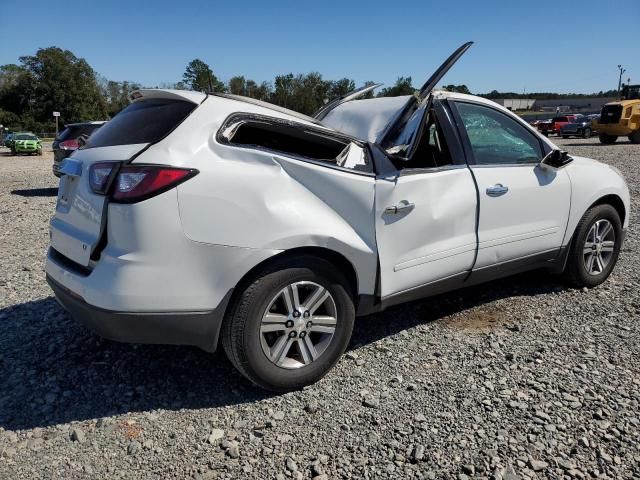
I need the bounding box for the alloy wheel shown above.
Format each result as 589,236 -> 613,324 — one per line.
583,219 -> 615,275
259,281 -> 337,369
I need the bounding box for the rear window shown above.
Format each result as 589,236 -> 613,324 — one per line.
58,124 -> 102,142
84,99 -> 196,149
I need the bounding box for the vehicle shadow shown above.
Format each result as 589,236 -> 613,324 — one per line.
0,270 -> 568,431
351,269 -> 565,346
11,187 -> 58,197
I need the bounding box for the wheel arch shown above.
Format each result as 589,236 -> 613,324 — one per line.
563,192 -> 627,248
590,194 -> 626,226
220,246 -> 365,333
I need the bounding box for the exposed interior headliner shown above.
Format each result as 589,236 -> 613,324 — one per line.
320,96 -> 411,142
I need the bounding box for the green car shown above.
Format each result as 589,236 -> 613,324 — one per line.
12,133 -> 42,155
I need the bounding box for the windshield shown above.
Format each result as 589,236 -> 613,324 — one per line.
16,134 -> 37,140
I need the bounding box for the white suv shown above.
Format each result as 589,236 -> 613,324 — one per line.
46,43 -> 629,390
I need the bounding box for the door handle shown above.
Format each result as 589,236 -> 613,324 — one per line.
384,200 -> 415,214
486,184 -> 509,197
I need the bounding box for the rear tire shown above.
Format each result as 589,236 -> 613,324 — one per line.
598,134 -> 617,144
562,134 -> 569,139
582,127 -> 592,139
222,256 -> 355,391
629,130 -> 640,144
564,204 -> 622,288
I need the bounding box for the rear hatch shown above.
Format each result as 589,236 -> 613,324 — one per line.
49,90 -> 203,267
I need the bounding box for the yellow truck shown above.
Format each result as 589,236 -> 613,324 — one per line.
592,84 -> 640,144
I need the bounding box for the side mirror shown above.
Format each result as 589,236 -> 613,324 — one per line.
541,149 -> 572,169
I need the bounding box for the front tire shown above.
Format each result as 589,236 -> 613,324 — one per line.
564,204 -> 622,288
599,133 -> 617,144
222,256 -> 355,391
582,127 -> 592,139
629,130 -> 640,144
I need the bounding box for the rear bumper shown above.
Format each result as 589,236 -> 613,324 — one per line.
47,274 -> 231,352
45,187 -> 281,350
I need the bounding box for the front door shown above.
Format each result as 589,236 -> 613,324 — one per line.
450,100 -> 571,269
375,105 -> 478,300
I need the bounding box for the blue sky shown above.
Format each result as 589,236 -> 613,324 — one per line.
1,0 -> 638,94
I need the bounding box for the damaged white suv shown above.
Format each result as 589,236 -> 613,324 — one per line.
46,43 -> 629,390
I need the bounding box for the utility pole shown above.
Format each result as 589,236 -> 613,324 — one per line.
617,65 -> 626,97
53,111 -> 60,136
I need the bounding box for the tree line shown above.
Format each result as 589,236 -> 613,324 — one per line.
0,46 -> 616,133
0,49 -> 422,132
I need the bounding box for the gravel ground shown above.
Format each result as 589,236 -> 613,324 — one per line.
0,138 -> 639,479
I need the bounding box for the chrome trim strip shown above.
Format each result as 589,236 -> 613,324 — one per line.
394,243 -> 477,272
478,227 -> 559,249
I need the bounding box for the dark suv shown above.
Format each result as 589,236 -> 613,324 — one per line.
52,121 -> 106,177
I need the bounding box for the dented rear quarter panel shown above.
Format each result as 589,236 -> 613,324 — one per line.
133,96 -> 379,296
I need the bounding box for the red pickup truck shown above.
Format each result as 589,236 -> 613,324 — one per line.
537,115 -> 579,136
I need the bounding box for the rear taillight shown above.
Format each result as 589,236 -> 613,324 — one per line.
89,163 -> 197,203
89,162 -> 119,194
59,139 -> 79,150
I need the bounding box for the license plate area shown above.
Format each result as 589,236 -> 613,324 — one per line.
57,176 -> 76,209
49,218 -> 93,267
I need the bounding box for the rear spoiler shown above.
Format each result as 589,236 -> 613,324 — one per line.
130,89 -> 207,105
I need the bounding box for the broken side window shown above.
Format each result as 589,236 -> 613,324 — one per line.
218,114 -> 371,173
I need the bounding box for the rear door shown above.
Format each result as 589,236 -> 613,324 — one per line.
50,92 -> 201,266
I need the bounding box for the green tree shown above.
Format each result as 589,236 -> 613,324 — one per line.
102,80 -> 141,117
272,73 -> 295,109
442,84 -> 471,94
359,80 -> 378,99
16,47 -> 107,126
329,78 -> 356,99
246,80 -> 272,101
182,59 -> 224,92
0,64 -> 35,119
290,72 -> 331,115
228,75 -> 247,95
377,77 -> 415,97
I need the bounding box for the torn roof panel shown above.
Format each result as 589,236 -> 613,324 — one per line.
319,96 -> 411,142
